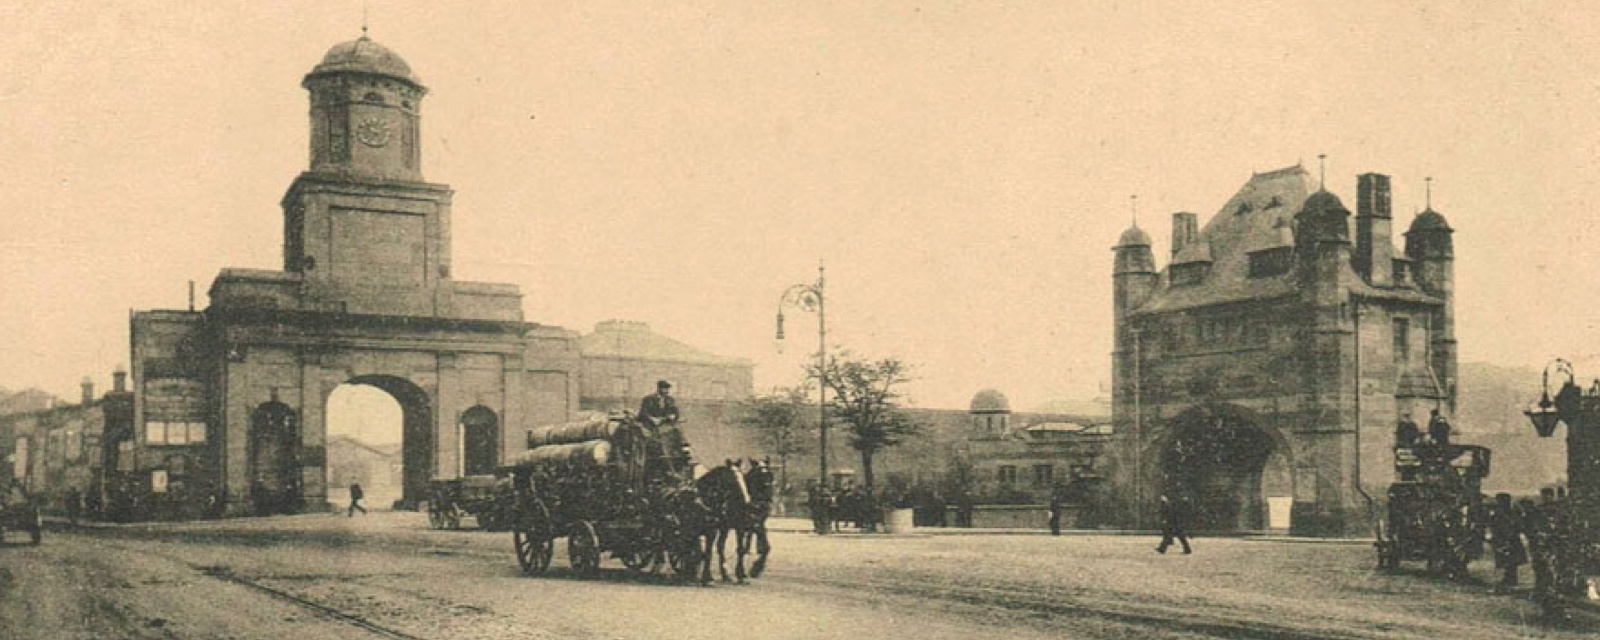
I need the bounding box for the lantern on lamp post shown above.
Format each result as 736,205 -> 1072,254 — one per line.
1523,358 -> 1600,605
776,262 -> 828,488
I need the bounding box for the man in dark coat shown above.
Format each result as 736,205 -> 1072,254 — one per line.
1488,493 -> 1527,589
638,380 -> 680,427
638,380 -> 685,473
1156,491 -> 1192,555
347,482 -> 366,517
1427,409 -> 1452,446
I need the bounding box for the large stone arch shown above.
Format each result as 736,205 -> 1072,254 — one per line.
1147,403 -> 1293,532
338,374 -> 434,508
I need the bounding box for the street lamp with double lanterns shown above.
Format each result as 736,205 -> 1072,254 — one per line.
776,262 -> 828,490
1523,357 -> 1600,601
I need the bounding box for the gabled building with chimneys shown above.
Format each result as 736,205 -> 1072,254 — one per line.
1108,164 -> 1456,536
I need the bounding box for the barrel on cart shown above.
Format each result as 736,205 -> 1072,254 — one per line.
505,413 -> 703,580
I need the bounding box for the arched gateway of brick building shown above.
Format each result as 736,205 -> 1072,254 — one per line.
1151,404 -> 1292,532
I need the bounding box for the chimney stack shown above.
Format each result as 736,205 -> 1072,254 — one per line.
80,377 -> 95,405
1171,212 -> 1199,257
113,367 -> 128,393
1356,173 -> 1393,286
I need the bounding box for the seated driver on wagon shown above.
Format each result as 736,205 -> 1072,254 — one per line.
639,380 -> 690,474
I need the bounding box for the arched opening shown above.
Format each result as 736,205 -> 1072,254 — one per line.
249,401 -> 300,516
325,376 -> 433,510
460,405 -> 499,476
1157,403 -> 1280,531
325,385 -> 404,511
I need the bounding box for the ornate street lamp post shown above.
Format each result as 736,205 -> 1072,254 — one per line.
777,262 -> 828,488
1523,358 -> 1600,600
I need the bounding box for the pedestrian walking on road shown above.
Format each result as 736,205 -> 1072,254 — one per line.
1048,484 -> 1065,536
347,482 -> 367,517
1155,491 -> 1192,555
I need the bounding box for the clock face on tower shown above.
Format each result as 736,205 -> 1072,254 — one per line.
355,116 -> 393,147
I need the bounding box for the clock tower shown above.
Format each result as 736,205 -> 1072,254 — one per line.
281,35 -> 456,316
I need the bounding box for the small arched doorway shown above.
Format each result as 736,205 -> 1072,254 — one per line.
250,401 -> 300,516
1157,403 -> 1280,531
460,405 -> 500,476
325,375 -> 434,509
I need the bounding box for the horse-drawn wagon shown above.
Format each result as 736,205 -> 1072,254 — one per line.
427,474 -> 512,531
504,413 -> 707,580
1375,442 -> 1492,580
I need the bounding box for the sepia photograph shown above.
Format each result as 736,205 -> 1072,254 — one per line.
2,1 -> 1598,637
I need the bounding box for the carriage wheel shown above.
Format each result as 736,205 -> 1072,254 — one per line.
445,506 -> 462,530
621,548 -> 654,573
428,503 -> 445,530
515,528 -> 554,574
568,521 -> 601,577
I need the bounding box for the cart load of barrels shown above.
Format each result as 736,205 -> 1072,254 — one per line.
505,411 -> 703,580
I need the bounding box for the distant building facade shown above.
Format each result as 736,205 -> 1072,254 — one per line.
0,373 -> 134,518
1109,165 -> 1456,535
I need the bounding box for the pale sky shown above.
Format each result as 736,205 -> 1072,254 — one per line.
3,1 -> 1599,411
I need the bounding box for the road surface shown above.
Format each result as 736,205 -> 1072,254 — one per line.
0,512 -> 1589,639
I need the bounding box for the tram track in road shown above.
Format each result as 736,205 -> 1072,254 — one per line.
783,573 -> 1415,640
195,564 -> 434,640
86,536 -> 443,640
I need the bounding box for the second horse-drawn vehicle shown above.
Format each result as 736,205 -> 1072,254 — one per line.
1375,439 -> 1492,580
427,475 -> 512,531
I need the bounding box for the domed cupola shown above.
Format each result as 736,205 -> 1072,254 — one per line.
307,36 -> 421,86
969,389 -> 1012,435
1113,224 -> 1157,276
1293,189 -> 1351,245
302,34 -> 428,182
1404,207 -> 1454,260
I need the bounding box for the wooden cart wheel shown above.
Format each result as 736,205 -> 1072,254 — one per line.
621,548 -> 654,572
515,527 -> 554,574
568,521 -> 601,577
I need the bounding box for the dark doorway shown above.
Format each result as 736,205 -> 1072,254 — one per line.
1158,403 -> 1276,531
250,401 -> 300,515
460,405 -> 499,476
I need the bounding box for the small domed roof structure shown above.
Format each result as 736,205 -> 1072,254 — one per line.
1294,189 -> 1351,243
1408,208 -> 1452,233
1116,225 -> 1152,248
1300,189 -> 1348,215
308,36 -> 420,85
969,389 -> 1011,413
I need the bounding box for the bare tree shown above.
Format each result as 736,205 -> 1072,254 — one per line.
734,385 -> 815,498
808,352 -> 924,495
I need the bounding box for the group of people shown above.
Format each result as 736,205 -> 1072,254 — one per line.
805,482 -> 879,534
1394,409 -> 1453,448
1487,487 -> 1594,615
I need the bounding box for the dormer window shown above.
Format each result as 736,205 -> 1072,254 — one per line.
1264,195 -> 1283,209
1236,201 -> 1253,215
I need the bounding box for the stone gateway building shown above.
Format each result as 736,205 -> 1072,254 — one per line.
1109,165 -> 1456,536
128,36 -> 583,516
